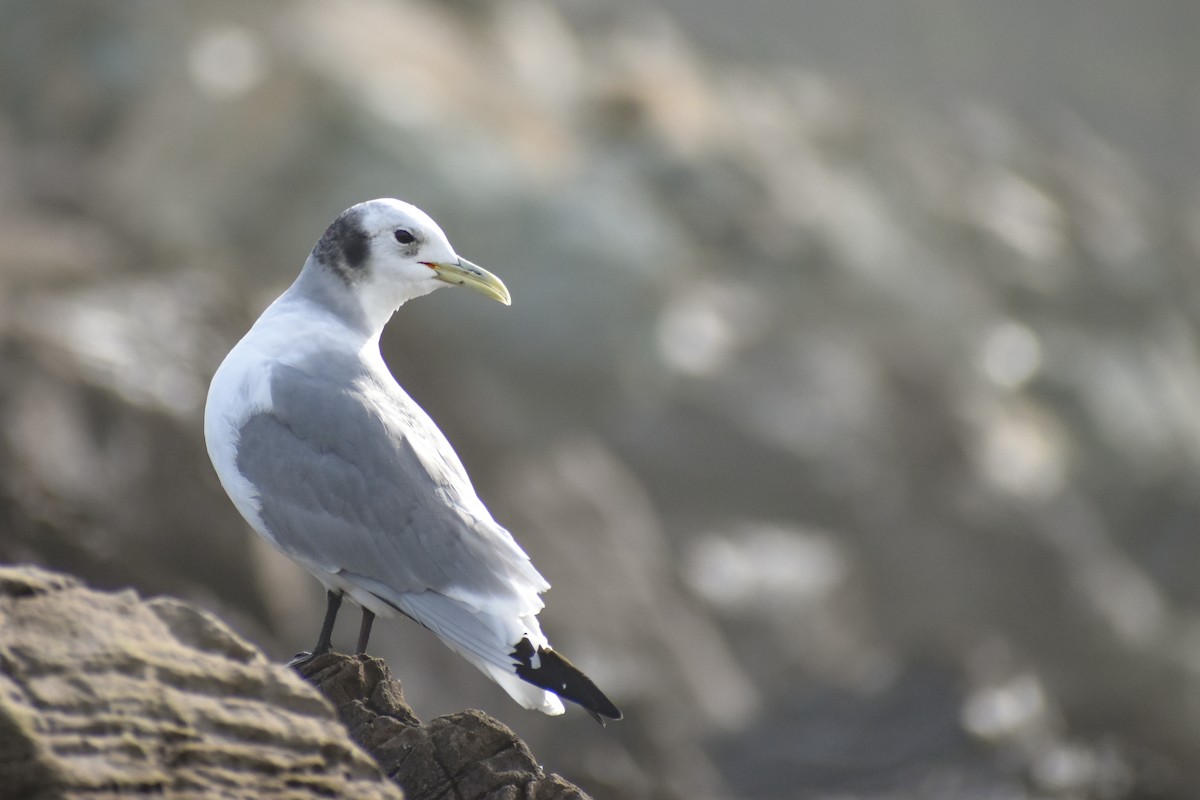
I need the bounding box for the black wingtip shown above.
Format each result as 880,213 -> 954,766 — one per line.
512,638 -> 622,723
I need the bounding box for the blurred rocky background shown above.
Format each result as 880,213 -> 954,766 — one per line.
2,1 -> 1200,798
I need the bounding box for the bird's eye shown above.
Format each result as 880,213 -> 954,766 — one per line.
394,229 -> 416,245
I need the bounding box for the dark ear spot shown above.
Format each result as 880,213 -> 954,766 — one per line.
341,225 -> 369,268
312,208 -> 369,278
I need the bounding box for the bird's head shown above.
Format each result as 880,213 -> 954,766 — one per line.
307,198 -> 510,329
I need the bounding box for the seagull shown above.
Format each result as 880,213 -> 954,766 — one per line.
204,198 -> 620,723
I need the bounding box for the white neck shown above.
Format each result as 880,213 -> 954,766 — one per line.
289,255 -> 440,336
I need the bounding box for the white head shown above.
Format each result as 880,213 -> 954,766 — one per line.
303,198 -> 510,332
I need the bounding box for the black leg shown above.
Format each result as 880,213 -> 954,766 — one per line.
288,590 -> 342,668
356,607 -> 375,654
313,590 -> 343,656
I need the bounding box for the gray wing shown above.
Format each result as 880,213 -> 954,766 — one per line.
236,355 -> 548,611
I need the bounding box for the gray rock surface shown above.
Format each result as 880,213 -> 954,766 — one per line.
296,653 -> 587,800
0,565 -> 590,800
0,564 -> 400,799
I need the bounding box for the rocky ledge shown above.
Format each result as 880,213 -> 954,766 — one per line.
0,564 -> 588,799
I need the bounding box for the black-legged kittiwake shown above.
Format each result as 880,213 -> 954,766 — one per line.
204,198 -> 621,723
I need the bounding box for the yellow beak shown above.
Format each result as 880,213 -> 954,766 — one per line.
424,257 -> 511,306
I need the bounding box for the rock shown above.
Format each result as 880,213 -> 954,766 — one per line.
0,564 -> 591,800
296,653 -> 589,800
0,563 -> 398,799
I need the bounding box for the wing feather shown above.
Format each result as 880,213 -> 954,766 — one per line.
235,355 -> 548,614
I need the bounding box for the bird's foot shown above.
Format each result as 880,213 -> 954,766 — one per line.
286,647 -> 330,669
287,650 -> 315,668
